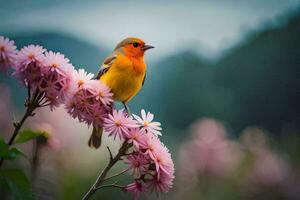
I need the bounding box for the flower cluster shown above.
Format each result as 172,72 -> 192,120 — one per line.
180,118 -> 242,178
38,51 -> 74,107
103,109 -> 175,199
177,118 -> 242,192
2,37 -> 75,108
65,69 -> 113,127
177,119 -> 293,199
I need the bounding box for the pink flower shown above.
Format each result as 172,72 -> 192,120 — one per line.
90,80 -> 113,107
71,68 -> 94,90
47,136 -> 61,151
139,133 -> 162,160
66,83 -> 107,126
30,122 -> 61,151
124,154 -> 149,178
251,149 -> 289,186
31,122 -> 54,136
146,171 -> 174,195
65,70 -> 111,127
14,44 -> 45,69
39,51 -> 74,108
138,133 -> 174,179
151,142 -> 174,178
66,97 -> 88,124
126,128 -> 147,150
0,36 -> 17,72
40,72 -> 73,108
179,118 -> 242,177
13,45 -> 46,86
42,51 -> 73,76
88,106 -> 109,128
124,181 -> 146,200
133,109 -> 162,136
103,109 -> 137,140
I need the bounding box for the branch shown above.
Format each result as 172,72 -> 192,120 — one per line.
95,181 -> 126,190
0,103 -> 36,167
103,167 -> 130,182
31,139 -> 41,188
123,151 -> 136,156
0,88 -> 43,168
82,141 -> 129,200
27,85 -> 31,103
107,146 -> 113,161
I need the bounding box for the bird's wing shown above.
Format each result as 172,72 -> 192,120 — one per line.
95,53 -> 117,79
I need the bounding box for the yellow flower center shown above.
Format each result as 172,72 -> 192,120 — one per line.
132,133 -> 139,140
143,121 -> 149,126
78,80 -> 84,86
52,63 -> 59,68
115,120 -> 121,126
133,161 -> 140,167
28,54 -> 34,60
149,144 -> 154,151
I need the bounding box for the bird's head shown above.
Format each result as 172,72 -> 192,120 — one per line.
114,37 -> 154,57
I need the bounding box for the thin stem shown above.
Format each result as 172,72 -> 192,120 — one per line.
38,97 -> 49,106
107,146 -> 113,161
123,151 -> 137,156
13,111 -> 34,146
0,89 -> 42,168
103,167 -> 130,182
36,92 -> 45,104
37,96 -> 46,105
96,183 -> 126,190
27,85 -> 31,103
82,141 -> 129,200
31,88 -> 40,102
31,139 -> 41,187
0,104 -> 35,167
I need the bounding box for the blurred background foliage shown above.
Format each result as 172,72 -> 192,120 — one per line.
0,0 -> 300,199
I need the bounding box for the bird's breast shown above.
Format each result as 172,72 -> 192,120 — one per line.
100,54 -> 146,102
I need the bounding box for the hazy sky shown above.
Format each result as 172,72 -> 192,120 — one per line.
1,0 -> 300,60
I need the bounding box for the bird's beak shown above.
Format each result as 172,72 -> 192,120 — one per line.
142,44 -> 155,51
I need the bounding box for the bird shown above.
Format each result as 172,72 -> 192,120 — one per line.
88,37 -> 154,148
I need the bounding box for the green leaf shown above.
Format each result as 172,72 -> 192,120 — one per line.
0,137 -> 27,160
0,137 -> 8,151
0,146 -> 26,160
14,129 -> 44,144
0,139 -> 11,159
0,169 -> 30,190
9,148 -> 27,159
0,169 -> 35,200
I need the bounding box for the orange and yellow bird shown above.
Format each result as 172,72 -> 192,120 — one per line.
88,37 -> 154,148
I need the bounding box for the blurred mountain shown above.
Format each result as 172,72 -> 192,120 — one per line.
137,12 -> 300,136
214,14 -> 300,133
11,32 -> 109,72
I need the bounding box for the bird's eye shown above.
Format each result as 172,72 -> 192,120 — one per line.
132,42 -> 140,48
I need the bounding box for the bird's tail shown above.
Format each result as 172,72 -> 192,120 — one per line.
88,126 -> 103,149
